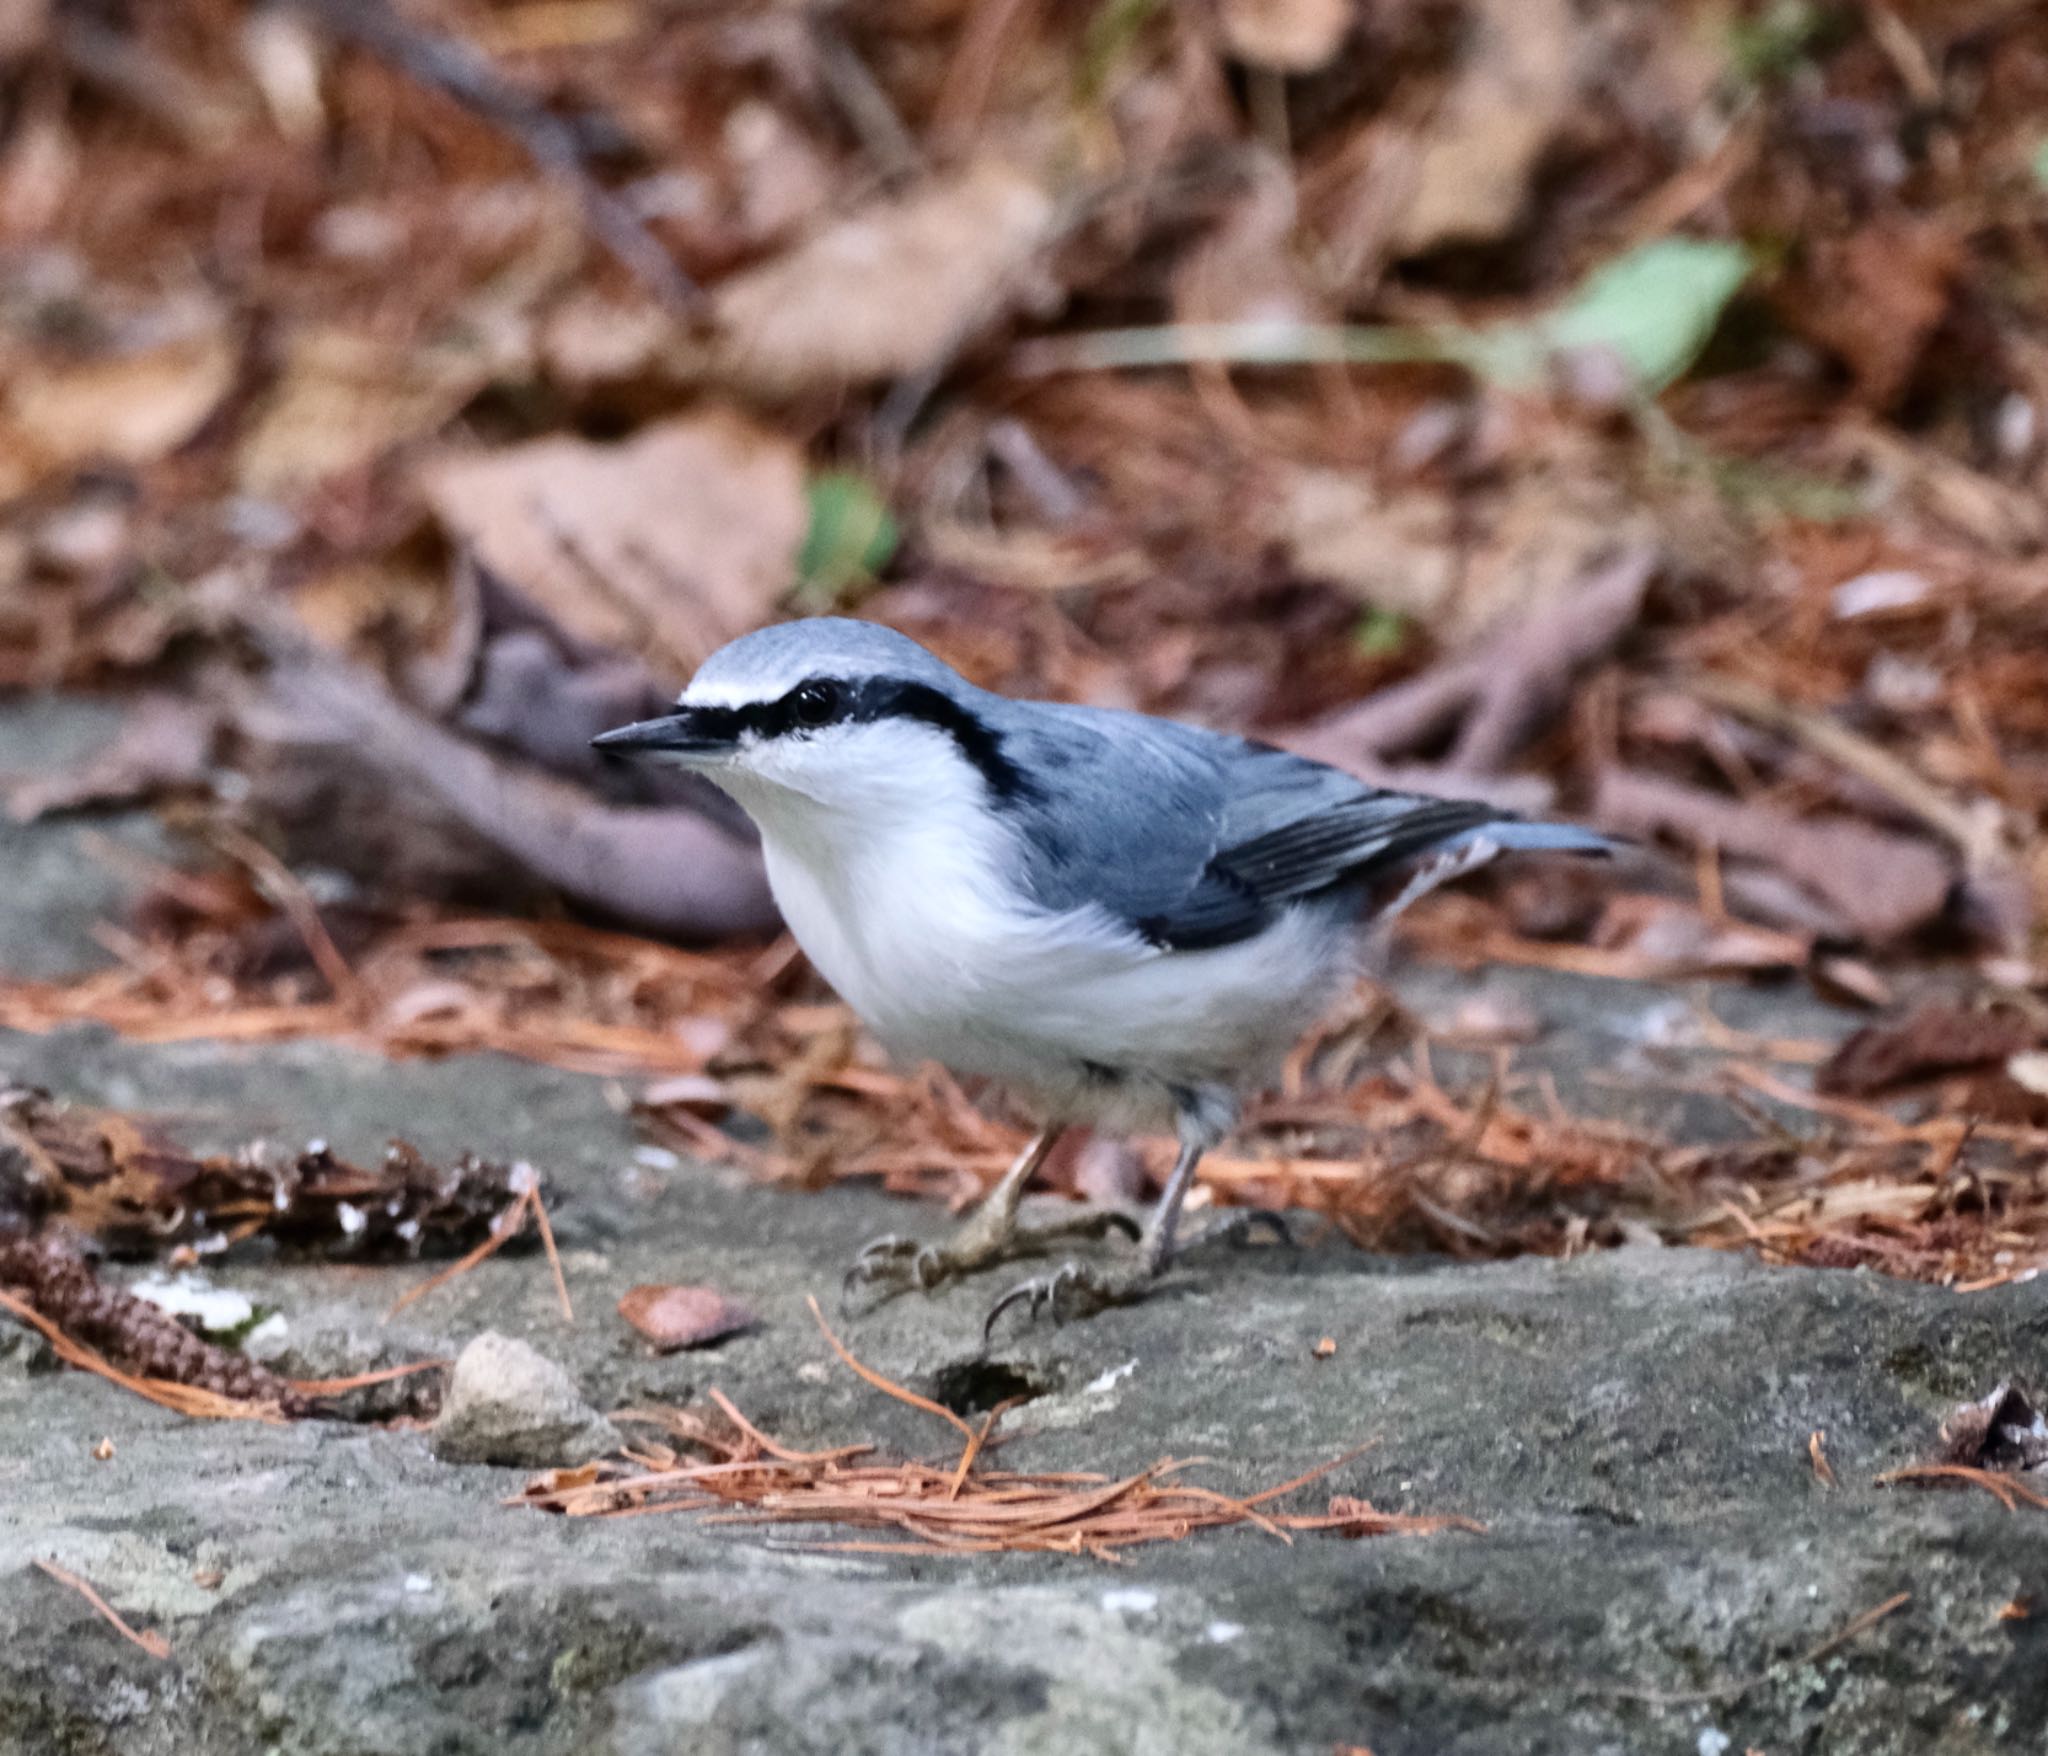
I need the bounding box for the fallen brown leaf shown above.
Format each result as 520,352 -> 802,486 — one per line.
684,160 -> 1056,396
1817,1004 -> 2040,1099
420,410 -> 807,676
4,319 -> 235,485
237,325 -> 491,495
1781,218 -> 1964,409
618,1283 -> 759,1352
1388,0 -> 1577,255
1218,0 -> 1350,72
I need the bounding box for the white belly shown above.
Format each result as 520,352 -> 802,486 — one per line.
755,807 -> 1347,1126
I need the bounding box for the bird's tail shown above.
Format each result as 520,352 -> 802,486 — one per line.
1371,816 -> 1615,925
1450,820 -> 1617,858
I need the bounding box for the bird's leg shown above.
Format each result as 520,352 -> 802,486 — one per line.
844,1127 -> 1138,1306
984,1136 -> 1215,1336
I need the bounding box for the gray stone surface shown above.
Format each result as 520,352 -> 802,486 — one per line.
2,1024 -> 2045,1756
0,696 -> 183,981
2,703 -> 2045,1755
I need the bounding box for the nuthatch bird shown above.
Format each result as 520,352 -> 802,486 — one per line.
596,618 -> 1609,1331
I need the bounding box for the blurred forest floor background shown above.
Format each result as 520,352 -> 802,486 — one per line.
2,0 -> 2048,1292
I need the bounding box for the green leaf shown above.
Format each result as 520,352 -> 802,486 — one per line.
1351,607 -> 1411,659
1015,237 -> 1752,399
1726,0 -> 1825,86
1078,0 -> 1164,108
1470,236 -> 1754,394
797,472 -> 899,604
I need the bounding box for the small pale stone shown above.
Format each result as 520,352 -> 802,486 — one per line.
430,1331 -> 617,1468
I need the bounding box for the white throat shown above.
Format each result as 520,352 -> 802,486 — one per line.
710,726 -> 1024,1054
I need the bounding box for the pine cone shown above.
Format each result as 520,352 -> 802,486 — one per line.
0,1234 -> 307,1416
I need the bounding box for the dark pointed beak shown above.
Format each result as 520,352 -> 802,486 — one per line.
590,709 -> 733,760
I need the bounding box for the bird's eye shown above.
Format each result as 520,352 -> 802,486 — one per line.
787,679 -> 842,728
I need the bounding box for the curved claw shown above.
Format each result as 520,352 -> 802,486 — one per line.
983,1264 -> 1074,1342
849,1233 -> 920,1270
841,1234 -> 946,1311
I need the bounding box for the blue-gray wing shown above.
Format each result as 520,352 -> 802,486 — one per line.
994,702 -> 1600,951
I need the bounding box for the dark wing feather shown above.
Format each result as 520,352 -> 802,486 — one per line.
1215,795 -> 1502,898
1139,792 -> 1506,950
995,702 -> 1523,953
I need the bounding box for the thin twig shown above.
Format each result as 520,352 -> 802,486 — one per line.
207,825 -> 366,1012
1877,1463 -> 2048,1511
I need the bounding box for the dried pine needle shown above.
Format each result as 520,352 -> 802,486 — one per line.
32,1560 -> 173,1660
514,1300 -> 1476,1556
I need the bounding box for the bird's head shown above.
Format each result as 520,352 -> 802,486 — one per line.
592,618 -> 1027,821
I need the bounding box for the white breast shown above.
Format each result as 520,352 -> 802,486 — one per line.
723,731 -> 1039,1055
718,738 -> 1350,1125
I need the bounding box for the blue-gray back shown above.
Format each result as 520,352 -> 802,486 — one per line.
977,694 -> 1598,950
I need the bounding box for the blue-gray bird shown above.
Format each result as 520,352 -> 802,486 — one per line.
594,617 -> 1609,1330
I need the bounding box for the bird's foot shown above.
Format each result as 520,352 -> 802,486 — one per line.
843,1203 -> 1138,1310
982,1258 -> 1162,1339
981,1209 -> 1293,1335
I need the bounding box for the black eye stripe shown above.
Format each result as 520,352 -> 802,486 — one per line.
681,675 -> 1036,802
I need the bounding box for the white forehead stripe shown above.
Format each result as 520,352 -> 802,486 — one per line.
680,677 -> 798,708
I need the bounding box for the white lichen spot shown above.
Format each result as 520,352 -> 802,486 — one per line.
1082,1359 -> 1139,1397
127,1272 -> 254,1335
1204,1621 -> 1245,1644
1099,1588 -> 1157,1617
